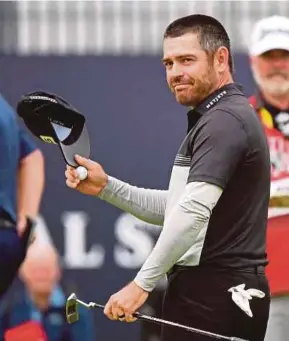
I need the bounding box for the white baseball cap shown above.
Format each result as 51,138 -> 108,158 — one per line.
249,15 -> 289,56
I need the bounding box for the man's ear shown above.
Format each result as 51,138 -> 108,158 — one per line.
214,46 -> 230,73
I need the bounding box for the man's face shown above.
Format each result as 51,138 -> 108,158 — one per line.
163,32 -> 218,107
20,254 -> 60,295
251,49 -> 289,96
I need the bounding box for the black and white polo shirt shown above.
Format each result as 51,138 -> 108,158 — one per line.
165,83 -> 270,268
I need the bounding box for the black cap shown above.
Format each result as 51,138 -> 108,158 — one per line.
17,91 -> 90,167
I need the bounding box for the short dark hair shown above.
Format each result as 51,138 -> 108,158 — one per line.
164,14 -> 234,73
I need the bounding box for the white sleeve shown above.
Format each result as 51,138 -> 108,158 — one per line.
134,181 -> 223,292
98,176 -> 167,226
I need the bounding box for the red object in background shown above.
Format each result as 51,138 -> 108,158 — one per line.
267,214 -> 289,295
4,321 -> 48,341
249,95 -> 289,296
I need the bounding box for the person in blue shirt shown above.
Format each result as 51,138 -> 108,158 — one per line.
0,242 -> 96,341
0,94 -> 44,300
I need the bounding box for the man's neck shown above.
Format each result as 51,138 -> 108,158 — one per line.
29,292 -> 50,311
216,72 -> 234,90
207,73 -> 234,101
261,91 -> 289,111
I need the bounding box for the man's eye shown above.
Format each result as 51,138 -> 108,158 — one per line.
164,61 -> 173,67
182,58 -> 193,63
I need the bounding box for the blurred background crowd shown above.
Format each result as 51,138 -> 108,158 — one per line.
0,1 -> 288,341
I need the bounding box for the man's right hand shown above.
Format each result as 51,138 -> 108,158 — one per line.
65,154 -> 108,196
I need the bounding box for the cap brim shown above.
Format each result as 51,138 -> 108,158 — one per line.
250,33 -> 289,56
51,122 -> 90,167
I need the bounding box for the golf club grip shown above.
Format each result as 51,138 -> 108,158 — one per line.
91,306 -> 141,320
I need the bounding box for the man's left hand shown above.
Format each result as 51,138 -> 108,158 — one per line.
104,281 -> 149,323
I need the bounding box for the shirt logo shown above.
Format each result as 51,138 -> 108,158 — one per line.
266,132 -> 289,179
275,112 -> 289,137
206,91 -> 227,109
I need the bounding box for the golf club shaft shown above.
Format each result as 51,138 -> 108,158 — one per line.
76,298 -> 104,309
75,299 -> 247,341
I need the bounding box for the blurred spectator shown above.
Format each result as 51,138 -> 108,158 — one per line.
248,15 -> 289,341
0,242 -> 96,341
0,91 -> 44,301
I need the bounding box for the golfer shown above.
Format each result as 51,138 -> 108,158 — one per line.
65,14 -> 271,341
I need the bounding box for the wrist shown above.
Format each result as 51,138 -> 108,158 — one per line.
97,174 -> 110,197
133,277 -> 153,293
133,280 -> 148,293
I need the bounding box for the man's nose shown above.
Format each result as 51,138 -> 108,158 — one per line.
170,63 -> 185,77
270,57 -> 288,69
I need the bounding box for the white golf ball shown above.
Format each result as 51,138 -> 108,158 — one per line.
76,166 -> 88,180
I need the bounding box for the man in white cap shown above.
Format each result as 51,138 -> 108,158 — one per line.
248,15 -> 289,341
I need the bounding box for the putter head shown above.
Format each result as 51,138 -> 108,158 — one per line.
17,91 -> 90,167
66,293 -> 79,324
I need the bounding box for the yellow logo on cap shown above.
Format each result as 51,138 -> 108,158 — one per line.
40,135 -> 57,144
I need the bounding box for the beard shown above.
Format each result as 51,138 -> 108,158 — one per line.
252,66 -> 289,97
170,66 -> 217,107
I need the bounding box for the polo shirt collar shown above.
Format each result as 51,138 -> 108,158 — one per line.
187,83 -> 244,132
